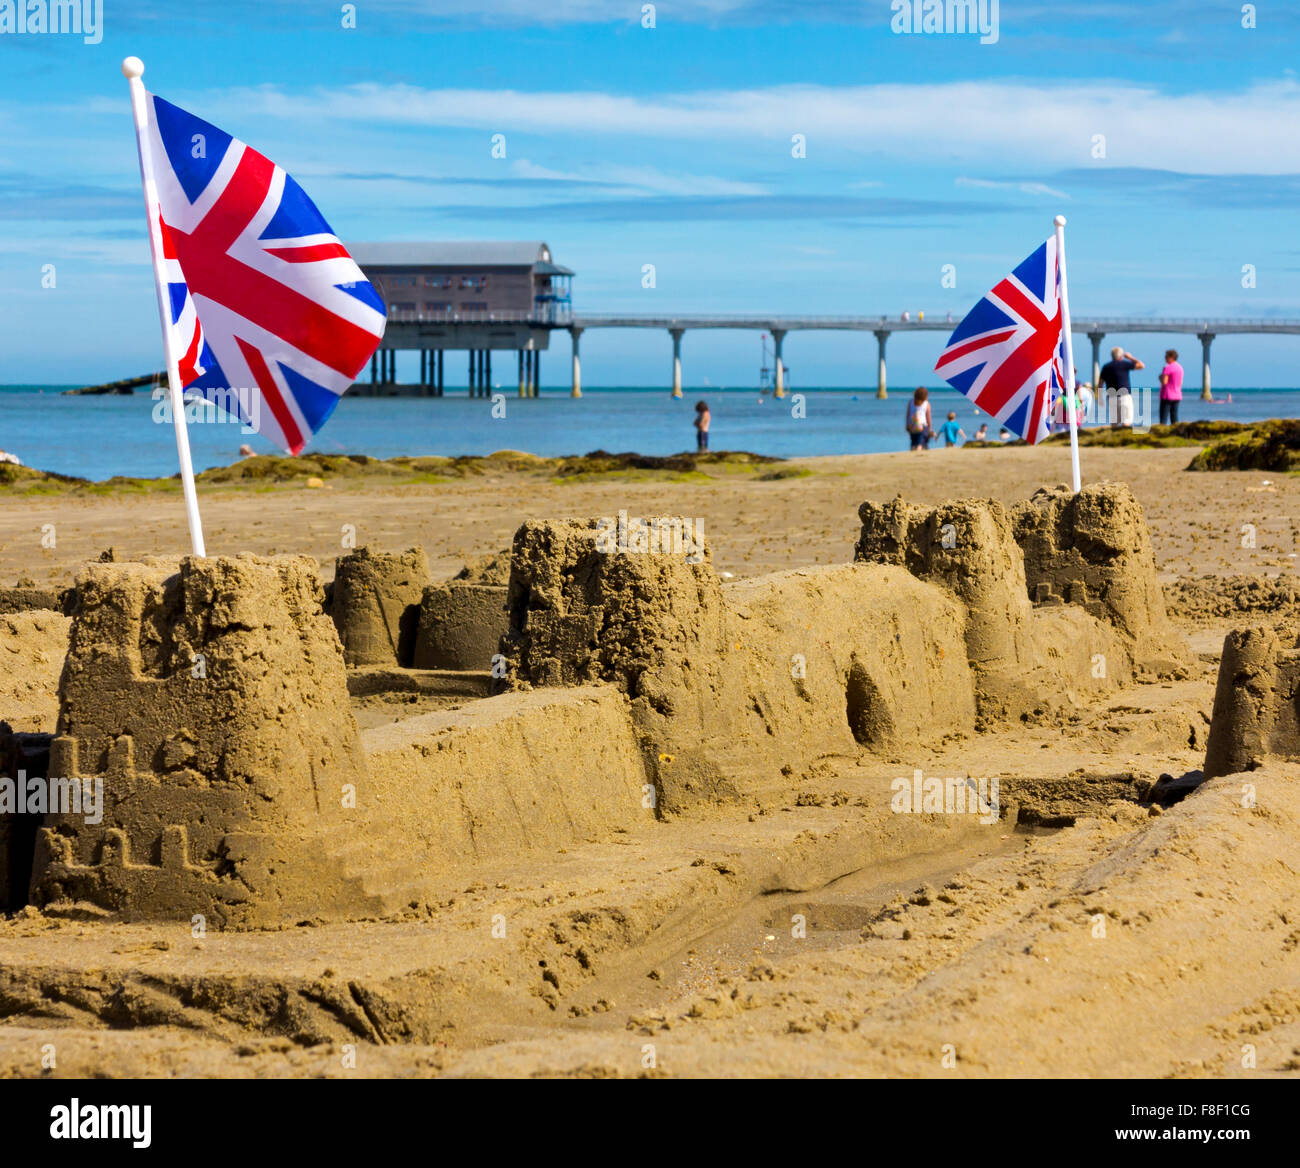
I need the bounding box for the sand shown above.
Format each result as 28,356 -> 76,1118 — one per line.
1,444 -> 1298,1078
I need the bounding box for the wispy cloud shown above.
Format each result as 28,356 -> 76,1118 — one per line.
956,177 -> 1070,200
432,193 -> 1021,222
177,79 -> 1300,175
1050,167 -> 1300,209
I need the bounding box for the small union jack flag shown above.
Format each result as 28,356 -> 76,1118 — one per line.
934,237 -> 1067,444
144,94 -> 385,454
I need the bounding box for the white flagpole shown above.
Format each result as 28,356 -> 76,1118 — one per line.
122,56 -> 207,557
1053,214 -> 1082,493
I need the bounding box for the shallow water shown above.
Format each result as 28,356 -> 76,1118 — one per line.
2,384 -> 1296,481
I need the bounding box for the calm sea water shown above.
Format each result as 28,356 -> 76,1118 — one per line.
1,384 -> 1297,482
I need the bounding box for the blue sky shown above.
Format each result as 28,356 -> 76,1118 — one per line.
3,0 -> 1300,387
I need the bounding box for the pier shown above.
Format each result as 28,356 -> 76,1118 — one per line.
566,315 -> 1300,401
351,243 -> 1300,401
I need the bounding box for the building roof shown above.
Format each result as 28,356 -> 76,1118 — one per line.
349,241 -> 572,274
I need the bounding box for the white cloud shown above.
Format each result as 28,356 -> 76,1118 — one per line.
956,177 -> 1070,200
508,158 -> 767,196
195,78 -> 1300,176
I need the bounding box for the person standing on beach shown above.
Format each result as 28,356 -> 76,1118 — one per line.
1099,346 -> 1144,427
1158,349 -> 1184,425
905,387 -> 932,450
937,411 -> 966,447
694,400 -> 710,451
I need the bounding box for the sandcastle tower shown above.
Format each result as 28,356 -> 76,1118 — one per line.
854,488 -> 1160,723
499,516 -> 732,811
856,495 -> 1051,720
1203,627 -> 1300,778
30,555 -> 371,927
331,546 -> 429,667
1011,483 -> 1188,678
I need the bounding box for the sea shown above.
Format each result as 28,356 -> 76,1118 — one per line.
1,384 -> 1296,482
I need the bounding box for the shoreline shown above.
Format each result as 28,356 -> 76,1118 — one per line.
1,416 -> 1298,490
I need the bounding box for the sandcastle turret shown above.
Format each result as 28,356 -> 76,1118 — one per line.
499,515 -> 731,810
1011,483 -> 1188,678
30,555 -> 370,927
331,546 -> 429,667
1203,627 -> 1300,778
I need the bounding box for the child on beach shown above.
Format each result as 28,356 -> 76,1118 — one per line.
937,412 -> 966,447
973,424 -> 988,442
694,400 -> 710,451
905,387 -> 932,450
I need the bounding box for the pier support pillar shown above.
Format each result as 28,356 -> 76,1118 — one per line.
1088,332 -> 1105,392
1198,332 -> 1214,401
437,350 -> 444,397
874,330 -> 890,398
772,329 -> 786,398
532,348 -> 540,396
370,352 -> 378,385
670,328 -> 684,399
570,327 -> 583,398
485,349 -> 492,394
419,350 -> 427,391
518,350 -> 526,397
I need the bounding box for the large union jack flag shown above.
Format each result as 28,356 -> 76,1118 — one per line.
144,94 -> 385,454
934,237 -> 1066,445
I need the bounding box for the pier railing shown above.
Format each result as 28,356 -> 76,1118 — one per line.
385,307 -> 572,325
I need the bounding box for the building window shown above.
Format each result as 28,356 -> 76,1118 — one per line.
389,302 -> 416,312
459,275 -> 488,290
460,302 -> 487,311
424,275 -> 451,289
424,302 -> 451,312
387,276 -> 416,288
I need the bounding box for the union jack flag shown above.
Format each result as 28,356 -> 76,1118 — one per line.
144,94 -> 385,454
934,237 -> 1067,445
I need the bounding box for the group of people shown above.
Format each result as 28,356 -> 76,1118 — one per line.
905,387 -> 1005,449
1095,347 -> 1184,426
906,346 -> 1187,450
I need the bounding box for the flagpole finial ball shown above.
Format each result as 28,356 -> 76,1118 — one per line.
121,57 -> 145,79
1054,214 -> 1067,227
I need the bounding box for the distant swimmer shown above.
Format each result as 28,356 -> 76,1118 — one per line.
694,399 -> 710,451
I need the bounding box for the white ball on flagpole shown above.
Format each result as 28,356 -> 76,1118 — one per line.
121,57 -> 145,79
1054,214 -> 1067,227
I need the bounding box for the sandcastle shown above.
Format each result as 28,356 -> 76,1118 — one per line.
0,481 -> 1202,928
1203,627 -> 1300,778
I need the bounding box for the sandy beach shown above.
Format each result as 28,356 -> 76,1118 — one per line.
2,445 -> 1296,585
1,443 -> 1298,1079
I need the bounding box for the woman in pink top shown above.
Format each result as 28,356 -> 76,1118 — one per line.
1159,349 -> 1184,425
